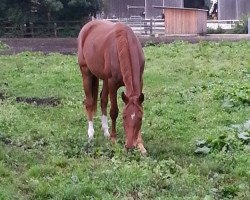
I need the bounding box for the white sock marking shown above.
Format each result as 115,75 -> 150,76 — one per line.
88,121 -> 94,140
101,115 -> 110,137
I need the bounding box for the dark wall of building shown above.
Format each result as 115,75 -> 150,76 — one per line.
104,0 -> 185,19
237,0 -> 250,19
218,0 -> 236,20
163,0 -> 184,7
218,0 -> 250,20
146,0 -> 183,18
104,0 -> 145,18
145,0 -> 163,19
184,0 -> 207,9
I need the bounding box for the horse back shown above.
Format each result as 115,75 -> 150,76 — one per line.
78,20 -> 144,85
78,20 -> 115,66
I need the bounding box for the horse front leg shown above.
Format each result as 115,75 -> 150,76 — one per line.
137,131 -> 147,154
100,80 -> 110,138
108,83 -> 118,144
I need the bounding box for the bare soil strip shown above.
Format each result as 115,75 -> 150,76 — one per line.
0,34 -> 249,55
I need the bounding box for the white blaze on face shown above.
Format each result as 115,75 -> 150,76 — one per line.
131,112 -> 136,120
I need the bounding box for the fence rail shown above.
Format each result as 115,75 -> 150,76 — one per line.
0,19 -> 166,37
0,21 -> 86,38
107,19 -> 165,35
207,19 -> 240,30
0,19 -> 241,38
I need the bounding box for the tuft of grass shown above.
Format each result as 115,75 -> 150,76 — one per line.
0,41 -> 9,51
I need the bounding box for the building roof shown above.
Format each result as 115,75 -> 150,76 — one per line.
153,6 -> 208,12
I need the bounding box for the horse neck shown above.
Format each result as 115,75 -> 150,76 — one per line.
116,24 -> 142,97
123,63 -> 141,98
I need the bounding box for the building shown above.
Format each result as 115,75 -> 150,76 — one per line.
218,0 -> 250,20
103,0 -> 144,19
103,0 -> 184,19
103,0 -> 250,20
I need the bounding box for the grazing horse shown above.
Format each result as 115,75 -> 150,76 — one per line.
77,20 -> 146,153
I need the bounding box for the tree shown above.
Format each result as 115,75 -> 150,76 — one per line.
56,0 -> 103,20
0,0 -> 32,23
0,0 -> 103,23
40,0 -> 63,21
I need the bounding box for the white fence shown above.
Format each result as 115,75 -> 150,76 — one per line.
107,19 -> 165,35
207,20 -> 240,30
107,18 -> 241,36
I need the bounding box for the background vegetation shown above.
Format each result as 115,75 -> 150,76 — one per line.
0,41 -> 250,199
0,0 -> 103,37
0,0 -> 103,23
207,14 -> 249,34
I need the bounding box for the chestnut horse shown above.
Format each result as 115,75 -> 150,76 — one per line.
77,20 -> 146,153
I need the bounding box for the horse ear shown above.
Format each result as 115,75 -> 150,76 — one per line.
122,92 -> 129,104
138,93 -> 144,104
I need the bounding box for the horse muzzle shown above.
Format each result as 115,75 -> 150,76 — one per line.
125,140 -> 136,150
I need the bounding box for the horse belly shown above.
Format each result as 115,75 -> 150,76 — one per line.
84,53 -> 107,80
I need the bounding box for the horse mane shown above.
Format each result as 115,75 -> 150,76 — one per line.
115,23 -> 134,95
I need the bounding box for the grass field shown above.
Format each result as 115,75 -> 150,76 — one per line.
0,41 -> 250,199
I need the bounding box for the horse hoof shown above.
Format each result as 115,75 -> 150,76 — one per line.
111,137 -> 116,144
137,143 -> 147,154
88,136 -> 94,142
104,131 -> 110,138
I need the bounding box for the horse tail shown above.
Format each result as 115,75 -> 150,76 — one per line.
115,23 -> 133,91
91,76 -> 99,114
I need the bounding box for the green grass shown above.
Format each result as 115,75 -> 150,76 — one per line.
0,41 -> 250,199
0,42 -> 9,51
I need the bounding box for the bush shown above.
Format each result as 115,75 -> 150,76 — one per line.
0,41 -> 9,50
207,26 -> 226,34
229,15 -> 249,34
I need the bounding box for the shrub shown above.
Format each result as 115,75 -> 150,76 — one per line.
229,14 -> 249,34
207,26 -> 226,34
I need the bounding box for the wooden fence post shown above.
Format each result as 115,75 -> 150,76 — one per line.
30,22 -> 34,37
248,18 -> 250,34
54,22 -> 57,37
150,18 -> 153,35
144,20 -> 147,35
22,23 -> 26,37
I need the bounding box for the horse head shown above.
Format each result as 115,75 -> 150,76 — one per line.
121,92 -> 144,150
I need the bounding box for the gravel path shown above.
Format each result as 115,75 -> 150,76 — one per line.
0,34 -> 249,55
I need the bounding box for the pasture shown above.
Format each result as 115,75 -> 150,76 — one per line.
0,41 -> 250,199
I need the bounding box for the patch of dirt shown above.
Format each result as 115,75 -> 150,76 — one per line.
16,96 -> 60,107
0,35 -> 249,55
0,134 -> 12,145
0,92 -> 6,100
0,92 -> 60,107
0,38 -> 77,55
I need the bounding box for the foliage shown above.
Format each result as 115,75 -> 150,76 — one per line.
195,120 -> 250,155
229,15 -> 250,34
0,41 -> 9,51
207,26 -> 226,34
0,0 -> 103,23
0,0 -> 103,37
0,41 -> 250,199
207,14 -> 250,34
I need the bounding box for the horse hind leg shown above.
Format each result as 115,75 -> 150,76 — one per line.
100,80 -> 110,138
80,65 -> 99,141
